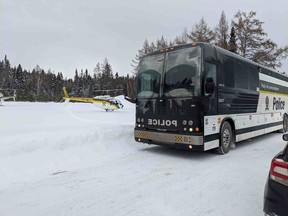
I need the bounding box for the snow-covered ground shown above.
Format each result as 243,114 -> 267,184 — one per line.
0,97 -> 286,216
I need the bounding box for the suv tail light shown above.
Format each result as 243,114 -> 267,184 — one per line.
270,158 -> 288,186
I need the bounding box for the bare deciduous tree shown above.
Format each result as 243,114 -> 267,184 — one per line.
232,10 -> 288,69
187,18 -> 215,43
215,11 -> 229,50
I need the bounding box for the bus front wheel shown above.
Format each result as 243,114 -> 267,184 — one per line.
216,121 -> 233,155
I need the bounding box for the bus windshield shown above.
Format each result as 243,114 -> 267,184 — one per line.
136,46 -> 202,98
164,47 -> 201,97
137,54 -> 164,98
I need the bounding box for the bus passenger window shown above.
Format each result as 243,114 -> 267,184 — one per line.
206,62 -> 216,81
249,66 -> 259,91
235,61 -> 248,89
205,62 -> 216,95
223,56 -> 235,88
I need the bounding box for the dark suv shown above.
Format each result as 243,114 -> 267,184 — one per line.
264,134 -> 288,216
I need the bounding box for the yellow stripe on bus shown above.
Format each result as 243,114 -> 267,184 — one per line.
259,90 -> 288,97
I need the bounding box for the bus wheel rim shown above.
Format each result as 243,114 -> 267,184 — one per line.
222,129 -> 231,148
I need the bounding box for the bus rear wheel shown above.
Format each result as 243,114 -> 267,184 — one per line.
216,121 -> 233,155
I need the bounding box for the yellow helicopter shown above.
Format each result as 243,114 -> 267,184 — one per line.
62,87 -> 124,111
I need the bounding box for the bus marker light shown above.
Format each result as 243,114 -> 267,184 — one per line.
188,145 -> 193,149
218,117 -> 221,124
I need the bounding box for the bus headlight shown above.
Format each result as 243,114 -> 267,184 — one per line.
182,120 -> 187,125
189,128 -> 193,132
188,120 -> 193,126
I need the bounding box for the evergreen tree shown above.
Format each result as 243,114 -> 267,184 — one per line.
100,58 -> 113,90
93,63 -> 101,92
229,27 -> 237,53
93,63 -> 101,80
51,73 -> 57,99
2,55 -> 12,89
0,59 -> 5,88
73,69 -> 79,95
4,55 -> 10,69
82,69 -> 92,97
55,72 -> 64,101
15,64 -> 24,89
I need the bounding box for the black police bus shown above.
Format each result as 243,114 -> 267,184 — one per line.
127,42 -> 288,154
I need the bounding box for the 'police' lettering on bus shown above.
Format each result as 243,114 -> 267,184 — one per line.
273,97 -> 285,110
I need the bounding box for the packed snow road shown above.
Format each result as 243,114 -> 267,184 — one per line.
0,98 -> 285,216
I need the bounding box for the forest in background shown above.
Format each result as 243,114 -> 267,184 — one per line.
0,56 -> 135,102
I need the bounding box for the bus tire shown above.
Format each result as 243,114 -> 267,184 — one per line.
216,121 -> 233,155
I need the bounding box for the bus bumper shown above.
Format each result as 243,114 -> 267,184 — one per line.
134,129 -> 205,151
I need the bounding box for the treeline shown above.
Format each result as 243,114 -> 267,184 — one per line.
132,10 -> 288,73
0,56 -> 135,102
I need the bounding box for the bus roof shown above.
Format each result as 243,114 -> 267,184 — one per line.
141,42 -> 287,81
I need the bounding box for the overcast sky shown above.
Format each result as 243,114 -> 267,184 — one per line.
0,0 -> 287,78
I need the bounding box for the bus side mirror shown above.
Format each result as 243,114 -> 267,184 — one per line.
124,96 -> 137,104
123,86 -> 136,104
205,77 -> 215,95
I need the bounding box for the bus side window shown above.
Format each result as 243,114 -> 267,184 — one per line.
249,65 -> 259,91
206,62 -> 216,82
205,62 -> 217,94
235,61 -> 249,89
222,56 -> 235,88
